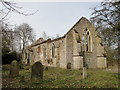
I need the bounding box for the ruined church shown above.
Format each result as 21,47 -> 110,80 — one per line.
22,17 -> 107,69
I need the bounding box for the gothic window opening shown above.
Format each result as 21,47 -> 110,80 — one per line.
37,46 -> 41,54
52,43 -> 55,58
82,28 -> 92,52
43,46 -> 46,58
27,53 -> 30,64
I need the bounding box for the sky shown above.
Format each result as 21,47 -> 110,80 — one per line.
2,1 -> 102,39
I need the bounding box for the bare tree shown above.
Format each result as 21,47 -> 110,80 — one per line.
1,1 -> 37,63
1,22 -> 20,63
90,0 -> 120,62
42,32 -> 48,40
0,0 -> 38,21
1,22 -> 36,63
15,23 -> 36,53
1,22 -> 13,51
90,0 -> 120,48
90,0 -> 120,29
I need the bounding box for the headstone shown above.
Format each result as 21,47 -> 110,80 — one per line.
9,60 -> 19,77
83,67 -> 87,79
67,63 -> 71,69
31,62 -> 43,81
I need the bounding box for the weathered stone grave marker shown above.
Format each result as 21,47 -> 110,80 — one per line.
31,62 -> 43,81
67,62 -> 71,69
9,60 -> 19,77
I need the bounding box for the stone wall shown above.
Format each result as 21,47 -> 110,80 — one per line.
58,38 -> 66,68
66,31 -> 74,69
97,57 -> 107,68
23,17 -> 107,69
27,38 -> 66,68
73,56 -> 83,69
66,17 -> 98,68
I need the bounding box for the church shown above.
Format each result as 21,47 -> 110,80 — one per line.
22,17 -> 107,69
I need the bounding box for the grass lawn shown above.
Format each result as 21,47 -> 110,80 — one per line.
2,65 -> 119,88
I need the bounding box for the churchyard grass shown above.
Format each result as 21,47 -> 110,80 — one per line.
2,65 -> 119,88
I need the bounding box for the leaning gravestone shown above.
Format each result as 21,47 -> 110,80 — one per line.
9,60 -> 19,77
31,62 -> 43,81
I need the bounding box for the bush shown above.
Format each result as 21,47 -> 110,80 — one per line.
2,50 -> 21,64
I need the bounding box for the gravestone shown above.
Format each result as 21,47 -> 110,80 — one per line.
9,60 -> 19,77
67,63 -> 71,69
31,62 -> 43,81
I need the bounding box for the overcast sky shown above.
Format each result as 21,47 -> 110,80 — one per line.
3,1 -> 102,39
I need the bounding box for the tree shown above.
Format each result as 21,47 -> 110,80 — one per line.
1,22 -> 14,51
90,0 -> 120,29
15,23 -> 36,53
1,22 -> 21,64
1,1 -> 37,64
1,23 -> 36,64
42,32 -> 48,40
90,0 -> 120,63
90,0 -> 120,47
0,0 -> 38,21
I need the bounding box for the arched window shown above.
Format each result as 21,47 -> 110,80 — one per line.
82,28 -> 92,52
27,53 -> 30,64
43,46 -> 46,58
52,43 -> 55,58
37,46 -> 41,54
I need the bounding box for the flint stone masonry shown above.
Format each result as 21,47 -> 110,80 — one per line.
9,60 -> 19,77
22,17 -> 107,69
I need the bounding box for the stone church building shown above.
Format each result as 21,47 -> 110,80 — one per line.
22,17 -> 107,69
